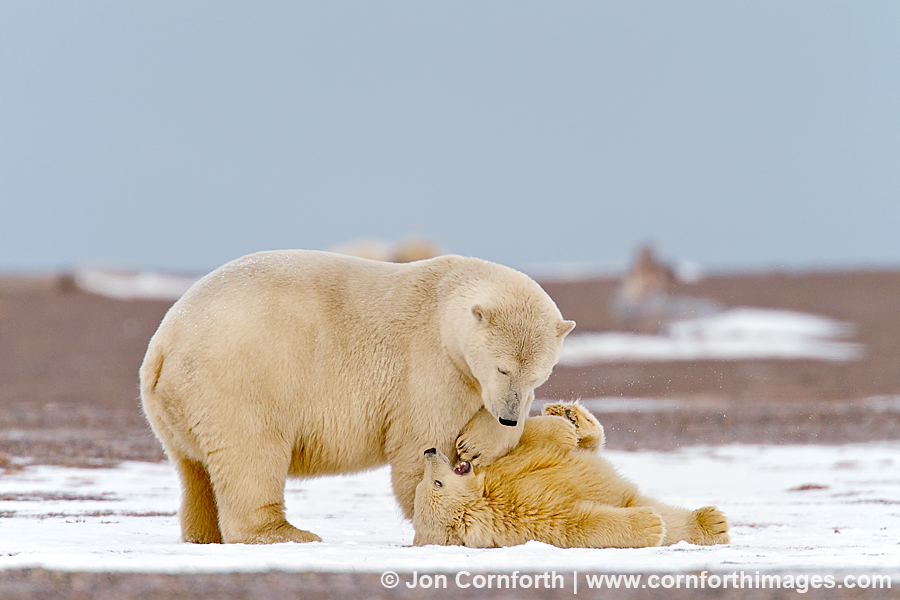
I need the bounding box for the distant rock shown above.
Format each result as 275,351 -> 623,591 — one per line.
610,245 -> 719,332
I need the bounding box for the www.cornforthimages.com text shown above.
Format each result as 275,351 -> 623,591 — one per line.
380,570 -> 892,594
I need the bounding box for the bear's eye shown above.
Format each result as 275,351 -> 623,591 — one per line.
433,480 -> 443,488
498,368 -> 510,376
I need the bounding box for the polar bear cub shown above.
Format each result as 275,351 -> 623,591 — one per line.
413,401 -> 729,548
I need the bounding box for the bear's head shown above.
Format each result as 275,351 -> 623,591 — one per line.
457,296 -> 575,427
412,447 -> 480,546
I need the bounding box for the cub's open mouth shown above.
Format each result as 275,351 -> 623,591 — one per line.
454,461 -> 471,475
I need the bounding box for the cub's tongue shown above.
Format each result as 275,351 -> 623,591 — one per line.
454,461 -> 471,475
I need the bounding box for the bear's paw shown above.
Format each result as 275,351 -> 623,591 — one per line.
542,401 -> 605,451
629,508 -> 666,548
691,506 -> 730,545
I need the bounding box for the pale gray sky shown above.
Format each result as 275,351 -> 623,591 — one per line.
2,2 -> 898,274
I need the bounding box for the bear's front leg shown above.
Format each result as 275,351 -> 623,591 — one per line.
390,453 -> 427,520
456,407 -> 524,467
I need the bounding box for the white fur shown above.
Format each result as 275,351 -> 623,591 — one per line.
140,250 -> 574,544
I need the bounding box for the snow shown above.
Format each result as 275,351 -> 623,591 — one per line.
2,443 -> 898,575
74,269 -> 199,300
560,308 -> 863,364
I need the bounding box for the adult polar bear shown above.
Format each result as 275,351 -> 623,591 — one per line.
140,250 -> 575,544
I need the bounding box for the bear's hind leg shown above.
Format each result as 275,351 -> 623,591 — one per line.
630,495 -> 730,546
205,442 -> 322,544
175,456 -> 223,544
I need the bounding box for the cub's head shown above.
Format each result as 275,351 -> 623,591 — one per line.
459,290 -> 575,427
412,447 -> 478,546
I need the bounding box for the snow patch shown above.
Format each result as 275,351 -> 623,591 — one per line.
560,308 -> 863,364
74,269 -> 199,301
1,444 -> 898,574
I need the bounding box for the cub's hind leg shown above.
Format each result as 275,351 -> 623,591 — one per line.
566,502 -> 665,549
630,494 -> 730,546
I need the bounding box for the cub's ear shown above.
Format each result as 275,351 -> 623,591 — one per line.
471,304 -> 492,324
557,320 -> 576,338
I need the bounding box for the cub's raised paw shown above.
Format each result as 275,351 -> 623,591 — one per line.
455,433 -> 482,465
456,431 -> 513,467
456,408 -> 521,467
690,506 -> 730,545
542,401 -> 605,451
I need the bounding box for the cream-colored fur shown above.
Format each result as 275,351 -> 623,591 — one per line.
140,250 -> 574,544
413,401 -> 730,549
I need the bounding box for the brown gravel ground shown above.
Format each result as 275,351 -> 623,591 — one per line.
1,268 -> 899,598
0,569 -> 898,600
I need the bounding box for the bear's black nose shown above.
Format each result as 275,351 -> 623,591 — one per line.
499,418 -> 518,427
424,447 -> 437,455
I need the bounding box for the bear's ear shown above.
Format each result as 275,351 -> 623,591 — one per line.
471,304 -> 492,325
557,320 -> 576,338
